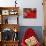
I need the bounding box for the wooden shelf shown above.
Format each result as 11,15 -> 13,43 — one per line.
0,24 -> 19,32
0,7 -> 19,46
0,7 -> 19,10
0,40 -> 19,46
0,7 -> 19,24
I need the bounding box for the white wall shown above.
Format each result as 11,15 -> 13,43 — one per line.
0,0 -> 44,26
19,0 -> 44,26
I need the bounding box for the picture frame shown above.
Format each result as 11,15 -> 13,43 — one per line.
2,10 -> 9,15
23,8 -> 37,18
2,16 -> 8,24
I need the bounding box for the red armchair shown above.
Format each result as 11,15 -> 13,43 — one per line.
21,28 -> 41,46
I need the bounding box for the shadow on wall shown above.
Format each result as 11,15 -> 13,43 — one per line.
18,26 -> 44,44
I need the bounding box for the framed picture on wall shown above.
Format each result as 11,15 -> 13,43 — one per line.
23,8 -> 37,18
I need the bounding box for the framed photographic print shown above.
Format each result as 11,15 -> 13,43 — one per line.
23,8 -> 37,18
2,10 -> 9,15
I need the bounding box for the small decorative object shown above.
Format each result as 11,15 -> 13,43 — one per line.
14,28 -> 17,32
23,8 -> 37,18
2,10 -> 9,15
9,10 -> 18,15
5,18 -> 8,24
10,10 -> 15,15
13,28 -> 18,40
2,16 -> 8,24
15,0 -> 17,7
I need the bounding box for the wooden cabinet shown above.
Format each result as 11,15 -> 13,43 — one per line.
0,7 -> 19,46
0,24 -> 19,46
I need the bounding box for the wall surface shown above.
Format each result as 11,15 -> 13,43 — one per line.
0,0 -> 44,26
19,0 -> 44,26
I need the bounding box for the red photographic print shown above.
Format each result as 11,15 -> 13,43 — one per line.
23,8 -> 37,18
